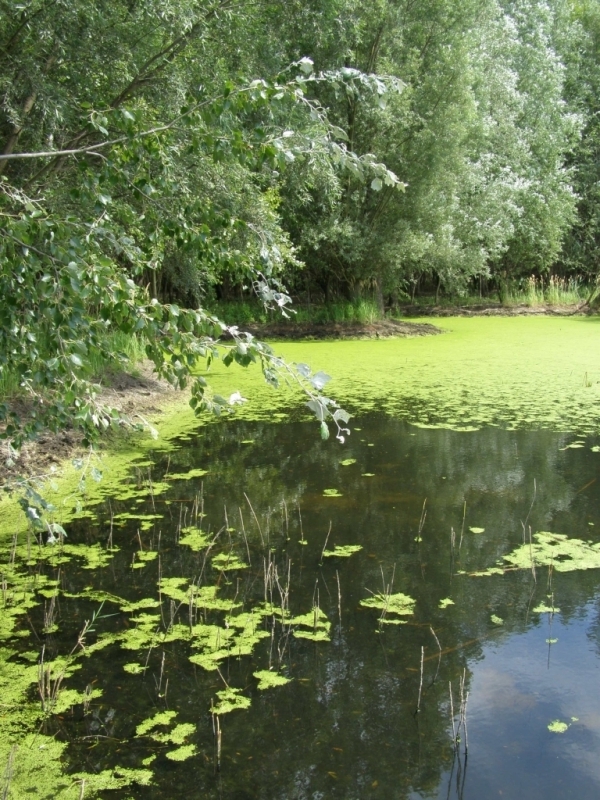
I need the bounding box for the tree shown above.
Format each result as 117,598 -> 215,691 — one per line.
0,0 -> 399,447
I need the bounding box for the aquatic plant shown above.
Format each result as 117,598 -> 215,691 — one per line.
254,669 -> 292,690
211,552 -> 249,571
290,606 -> 332,642
548,720 -> 569,733
322,545 -> 363,558
178,526 -> 210,551
471,531 -> 600,576
165,468 -> 209,480
360,592 -> 416,622
213,687 -> 252,714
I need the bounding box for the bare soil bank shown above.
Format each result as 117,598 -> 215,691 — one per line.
240,318 -> 443,339
0,363 -> 181,484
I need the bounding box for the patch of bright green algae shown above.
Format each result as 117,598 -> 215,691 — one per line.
360,592 -> 416,624
201,317 -> 600,435
254,669 -> 292,690
322,544 -> 363,558
471,531 -> 600,576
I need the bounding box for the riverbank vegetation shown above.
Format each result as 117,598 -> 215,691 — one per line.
4,0 -> 600,444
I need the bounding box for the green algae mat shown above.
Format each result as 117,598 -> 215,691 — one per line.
205,316 -> 600,434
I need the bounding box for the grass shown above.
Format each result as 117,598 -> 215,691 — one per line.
407,275 -> 590,309
209,277 -> 591,326
501,275 -> 588,307
208,299 -> 383,326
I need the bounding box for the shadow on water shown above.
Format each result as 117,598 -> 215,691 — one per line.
4,414 -> 600,799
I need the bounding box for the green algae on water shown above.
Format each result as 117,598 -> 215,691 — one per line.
439,598 -> 455,609
322,544 -> 363,558
472,531 -> 600,576
291,606 -> 331,642
178,526 -> 210,551
211,552 -> 248,571
254,669 -> 292,690
548,720 -> 569,733
360,592 -> 416,622
165,468 -> 209,480
533,603 -> 560,614
213,687 -> 252,714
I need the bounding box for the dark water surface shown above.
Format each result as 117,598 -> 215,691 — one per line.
16,415 -> 600,798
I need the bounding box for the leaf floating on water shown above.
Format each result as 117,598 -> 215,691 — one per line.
254,669 -> 292,690
546,638 -> 558,644
469,526 -> 485,534
323,488 -> 343,497
591,446 -> 600,452
339,458 -> 357,466
241,439 -> 255,445
362,473 -> 376,477
439,598 -> 455,609
490,614 -> 504,625
548,720 -> 569,733
323,545 -> 363,558
559,442 -> 585,450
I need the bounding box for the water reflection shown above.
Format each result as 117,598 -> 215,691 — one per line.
43,416 -> 600,797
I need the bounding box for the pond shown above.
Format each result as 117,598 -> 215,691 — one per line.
2,317 -> 600,799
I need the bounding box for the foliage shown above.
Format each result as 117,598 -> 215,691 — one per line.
0,0 -> 403,446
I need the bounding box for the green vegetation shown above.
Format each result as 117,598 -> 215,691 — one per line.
322,544 -> 363,558
202,317 -> 600,437
4,1 -> 600,447
472,531 -> 600,577
360,592 -> 416,624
